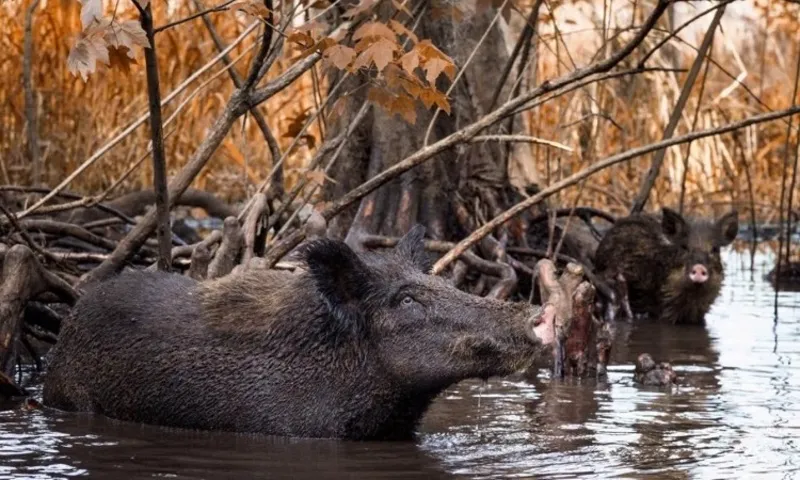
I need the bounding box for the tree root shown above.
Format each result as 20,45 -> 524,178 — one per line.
360,235 -> 519,300
242,193 -> 269,265
535,259 -> 610,379
207,217 -> 243,279
0,244 -> 78,397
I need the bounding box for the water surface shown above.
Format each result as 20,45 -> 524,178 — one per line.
1,248 -> 799,479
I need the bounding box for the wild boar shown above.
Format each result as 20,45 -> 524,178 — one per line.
593,208 -> 738,325
42,225 -> 555,440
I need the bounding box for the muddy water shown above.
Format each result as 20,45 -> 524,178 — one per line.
1,247 -> 799,479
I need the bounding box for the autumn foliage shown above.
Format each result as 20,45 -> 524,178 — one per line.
1,0 -> 799,225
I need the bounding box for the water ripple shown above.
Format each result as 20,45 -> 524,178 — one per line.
0,249 -> 798,478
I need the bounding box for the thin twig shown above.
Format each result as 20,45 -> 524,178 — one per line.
470,134 -> 573,152
638,0 -> 736,67
506,67 -> 686,119
0,204 -> 59,265
153,0 -> 237,34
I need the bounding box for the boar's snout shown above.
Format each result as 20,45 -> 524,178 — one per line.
526,303 -> 557,347
688,263 -> 709,284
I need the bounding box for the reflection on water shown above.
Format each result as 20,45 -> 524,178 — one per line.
2,248 -> 799,479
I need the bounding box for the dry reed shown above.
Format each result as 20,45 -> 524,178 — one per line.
1,0 -> 798,226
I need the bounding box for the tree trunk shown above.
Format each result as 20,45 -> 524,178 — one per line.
323,2 -> 539,248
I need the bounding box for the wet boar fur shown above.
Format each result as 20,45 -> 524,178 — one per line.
42,226 -> 551,440
593,208 -> 738,325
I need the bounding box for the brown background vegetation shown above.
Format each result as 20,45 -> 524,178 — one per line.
1,0 -> 798,223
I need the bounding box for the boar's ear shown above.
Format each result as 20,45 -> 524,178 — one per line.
715,210 -> 739,246
661,207 -> 689,239
300,239 -> 372,328
396,224 -> 430,273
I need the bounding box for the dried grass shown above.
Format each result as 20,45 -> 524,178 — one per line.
1,0 -> 798,224
0,0 -> 320,204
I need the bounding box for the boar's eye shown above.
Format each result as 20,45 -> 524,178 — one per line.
401,295 -> 415,306
712,246 -> 721,255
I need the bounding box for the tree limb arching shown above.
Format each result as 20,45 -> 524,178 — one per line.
432,105 -> 800,275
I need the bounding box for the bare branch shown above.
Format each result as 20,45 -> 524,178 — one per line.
19,220 -> 118,251
242,0 -> 275,90
248,52 -> 323,106
629,3 -> 726,214
194,0 -> 284,195
153,0 -> 237,34
638,0 -> 736,67
470,135 -> 573,152
139,3 -> 172,271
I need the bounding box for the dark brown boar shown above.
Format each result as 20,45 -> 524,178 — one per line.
593,208 -> 738,325
41,225 -> 556,441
